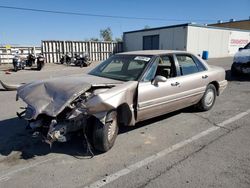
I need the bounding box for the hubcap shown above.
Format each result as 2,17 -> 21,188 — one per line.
107,118 -> 117,142
205,89 -> 214,107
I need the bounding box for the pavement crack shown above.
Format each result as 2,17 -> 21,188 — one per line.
136,123 -> 246,188
193,113 -> 231,131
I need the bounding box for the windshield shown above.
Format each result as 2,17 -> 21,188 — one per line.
89,55 -> 152,81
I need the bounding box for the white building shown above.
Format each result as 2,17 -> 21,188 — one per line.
123,23 -> 250,58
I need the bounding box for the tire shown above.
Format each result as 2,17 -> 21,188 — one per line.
66,61 -> 71,66
14,66 -> 18,72
37,63 -> 42,71
92,111 -> 119,152
197,84 -> 216,111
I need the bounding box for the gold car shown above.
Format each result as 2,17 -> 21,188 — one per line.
16,50 -> 227,152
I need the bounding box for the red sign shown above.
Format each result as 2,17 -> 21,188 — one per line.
230,39 -> 249,45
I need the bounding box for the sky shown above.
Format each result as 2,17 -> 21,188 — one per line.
0,0 -> 249,46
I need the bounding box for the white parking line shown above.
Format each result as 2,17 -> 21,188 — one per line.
0,110 -> 249,185
85,109 -> 250,188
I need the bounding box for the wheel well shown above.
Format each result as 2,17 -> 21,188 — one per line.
117,103 -> 133,126
209,81 -> 219,96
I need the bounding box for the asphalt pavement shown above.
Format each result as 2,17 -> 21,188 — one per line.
0,57 -> 249,188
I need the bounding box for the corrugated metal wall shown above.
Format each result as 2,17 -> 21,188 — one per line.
123,25 -> 250,58
0,46 -> 41,64
42,40 -> 123,63
123,26 -> 187,52
186,26 -> 250,57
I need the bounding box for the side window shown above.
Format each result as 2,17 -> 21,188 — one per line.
192,55 -> 207,71
156,55 -> 176,78
143,62 -> 158,82
161,56 -> 171,66
142,55 -> 176,82
176,55 -> 199,76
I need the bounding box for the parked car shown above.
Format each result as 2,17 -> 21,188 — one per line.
231,42 -> 250,76
16,50 -> 227,152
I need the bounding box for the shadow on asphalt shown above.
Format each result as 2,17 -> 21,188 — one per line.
0,109 -> 188,160
0,117 -> 96,160
119,110 -> 181,134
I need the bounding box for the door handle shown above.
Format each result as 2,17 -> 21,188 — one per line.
202,75 -> 208,79
171,82 -> 180,86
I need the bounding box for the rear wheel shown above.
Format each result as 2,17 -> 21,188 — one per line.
197,84 -> 216,111
37,63 -> 42,71
92,111 -> 118,152
14,66 -> 18,72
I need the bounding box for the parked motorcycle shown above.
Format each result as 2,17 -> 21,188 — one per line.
26,53 -> 36,67
60,53 -> 73,65
74,53 -> 90,68
13,55 -> 26,72
37,54 -> 45,71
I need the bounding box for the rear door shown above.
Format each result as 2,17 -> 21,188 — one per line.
172,53 -> 209,106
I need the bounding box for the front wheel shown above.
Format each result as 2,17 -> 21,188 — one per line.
197,84 -> 216,111
92,111 -> 119,152
37,62 -> 44,71
80,62 -> 83,68
14,65 -> 18,72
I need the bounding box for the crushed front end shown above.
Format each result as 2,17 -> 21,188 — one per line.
18,91 -> 93,146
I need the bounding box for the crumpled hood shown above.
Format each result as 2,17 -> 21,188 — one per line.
17,74 -> 122,119
234,49 -> 250,64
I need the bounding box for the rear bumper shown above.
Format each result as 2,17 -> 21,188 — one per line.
233,62 -> 250,74
218,80 -> 228,95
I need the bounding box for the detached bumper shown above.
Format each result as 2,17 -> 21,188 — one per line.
218,80 -> 228,95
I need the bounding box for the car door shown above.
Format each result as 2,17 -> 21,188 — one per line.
137,54 -> 208,122
172,54 -> 209,107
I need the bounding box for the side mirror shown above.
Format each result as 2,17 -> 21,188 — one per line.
152,75 -> 167,86
239,47 -> 244,51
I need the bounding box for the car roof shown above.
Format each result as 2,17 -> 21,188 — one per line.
117,50 -> 192,56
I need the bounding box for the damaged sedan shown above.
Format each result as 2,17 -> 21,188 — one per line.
14,50 -> 227,152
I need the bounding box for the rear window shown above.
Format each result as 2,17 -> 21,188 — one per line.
177,55 -> 199,75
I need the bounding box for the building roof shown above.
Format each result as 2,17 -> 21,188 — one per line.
124,23 -> 250,34
209,19 -> 250,30
210,19 -> 250,25
118,50 -> 192,56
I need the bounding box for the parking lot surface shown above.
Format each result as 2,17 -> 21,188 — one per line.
0,58 -> 250,188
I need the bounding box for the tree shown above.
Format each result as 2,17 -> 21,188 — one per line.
90,37 -> 99,42
144,25 -> 151,29
115,37 -> 122,42
100,27 -> 113,41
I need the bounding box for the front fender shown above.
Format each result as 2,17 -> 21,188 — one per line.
86,81 -> 138,126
